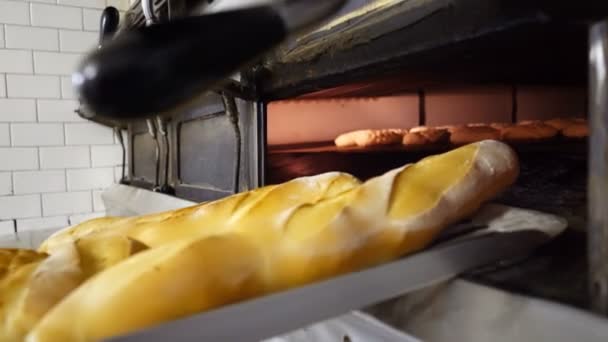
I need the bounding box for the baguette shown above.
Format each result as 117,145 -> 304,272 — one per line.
28,140 -> 518,342
0,234 -> 147,341
334,129 -> 405,147
40,172 -> 362,252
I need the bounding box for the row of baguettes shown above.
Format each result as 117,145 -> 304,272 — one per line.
334,117 -> 588,148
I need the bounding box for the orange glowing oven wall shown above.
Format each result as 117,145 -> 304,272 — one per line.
267,85 -> 586,147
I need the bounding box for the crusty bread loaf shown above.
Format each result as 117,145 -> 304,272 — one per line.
500,123 -> 558,142
450,126 -> 500,145
562,123 -> 588,138
0,234 -> 146,341
334,129 -> 405,147
29,141 -> 518,342
402,132 -> 427,146
545,118 -> 576,131
40,172 -> 363,252
403,128 -> 449,146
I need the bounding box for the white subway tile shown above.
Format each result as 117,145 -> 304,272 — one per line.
16,215 -> 68,232
0,99 -> 37,122
69,211 -> 105,225
0,1 -> 29,25
0,74 -> 6,97
67,167 -> 114,191
31,3 -> 82,29
11,123 -> 64,146
0,123 -> 9,146
113,165 -> 125,182
82,9 -> 102,31
0,173 -> 11,195
6,74 -> 60,98
5,25 -> 59,51
91,145 -> 122,167
0,50 -> 33,73
34,51 -> 83,75
0,219 -> 15,233
0,147 -> 38,170
59,30 -> 97,53
92,189 -> 104,211
39,146 -> 90,169
13,170 -> 66,194
28,0 -> 56,3
42,191 -> 91,216
58,0 -> 105,8
65,122 -> 113,145
60,76 -> 76,99
106,0 -> 130,11
37,99 -> 82,122
0,26 -> 4,48
0,194 -> 41,219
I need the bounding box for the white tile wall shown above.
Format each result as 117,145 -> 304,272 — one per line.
0,1 -> 30,25
0,173 -> 11,195
0,123 -> 9,146
65,122 -> 114,145
0,194 -> 41,220
31,3 -> 82,29
5,25 -> 59,51
39,146 -> 90,169
6,74 -> 61,98
34,51 -> 83,75
91,145 -> 122,167
16,216 -> 68,232
0,50 -> 33,73
92,189 -> 104,211
42,191 -> 91,216
11,123 -> 64,146
37,99 -> 82,122
58,0 -> 105,8
60,76 -> 76,99
0,220 -> 15,233
13,170 -> 66,194
59,30 -> 97,53
0,99 -> 37,122
0,147 -> 39,170
82,9 -> 102,31
0,74 -> 6,97
0,1 -> 125,232
0,26 -> 5,48
67,167 -> 114,191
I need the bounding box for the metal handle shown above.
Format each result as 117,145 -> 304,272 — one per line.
142,0 -> 159,25
73,0 -> 346,121
99,6 -> 120,47
589,18 -> 608,315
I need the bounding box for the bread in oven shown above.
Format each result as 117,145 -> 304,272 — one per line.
30,141 -> 519,342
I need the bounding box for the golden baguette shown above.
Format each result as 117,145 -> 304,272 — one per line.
0,235 -> 146,341
40,172 -> 362,252
28,140 -> 518,342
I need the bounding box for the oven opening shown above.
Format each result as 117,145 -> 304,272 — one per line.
266,82 -> 587,195
265,80 -> 589,307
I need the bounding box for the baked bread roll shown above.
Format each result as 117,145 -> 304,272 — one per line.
402,131 -> 427,146
29,141 -> 518,342
449,126 -> 500,145
0,235 -> 146,341
402,128 -> 449,146
545,118 -> 575,131
500,123 -> 558,142
490,122 -> 512,130
334,129 -> 405,147
562,123 -> 588,138
40,172 -> 363,252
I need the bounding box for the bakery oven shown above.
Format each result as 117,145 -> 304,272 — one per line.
70,0 -> 608,340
